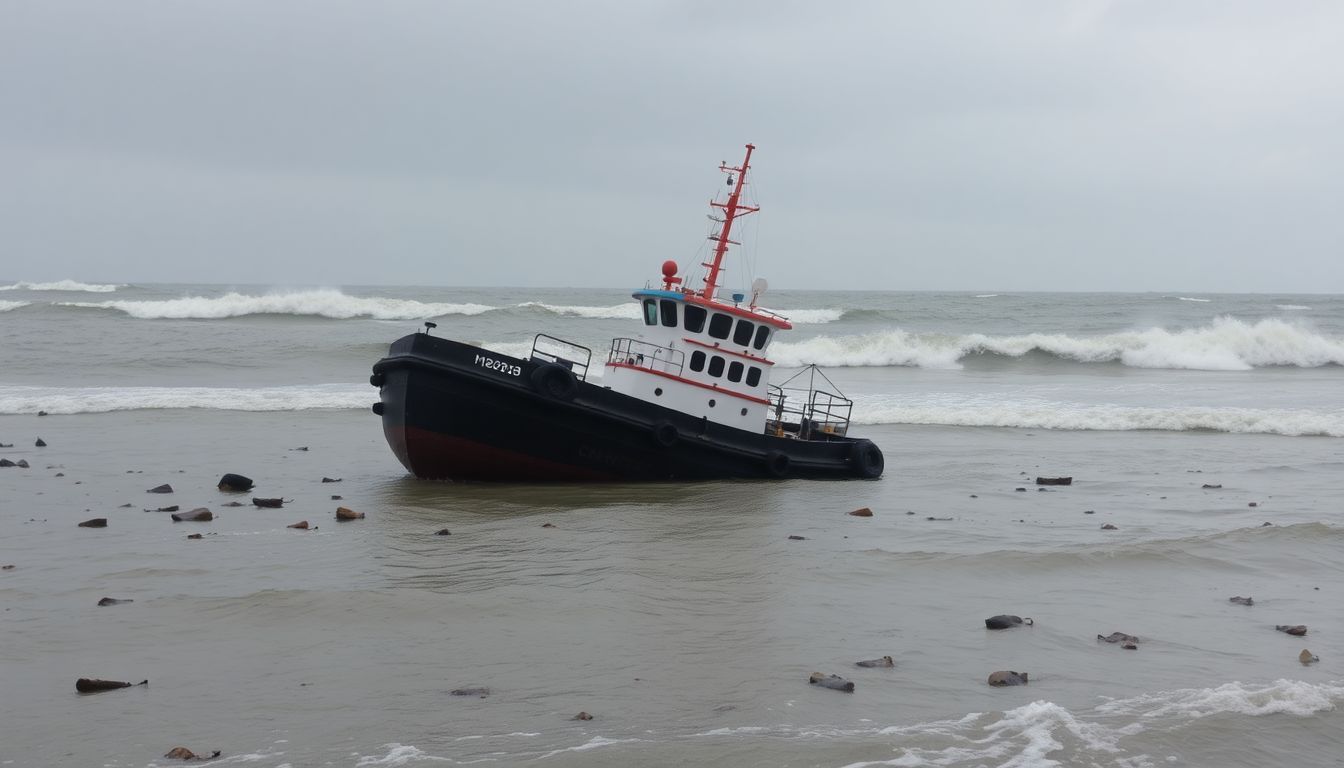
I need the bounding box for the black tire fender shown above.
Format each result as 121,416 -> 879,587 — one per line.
849,439 -> 884,479
369,372 -> 385,387
530,363 -> 578,401
766,450 -> 791,478
652,420 -> 679,448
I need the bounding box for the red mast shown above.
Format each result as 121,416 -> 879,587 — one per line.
700,144 -> 759,300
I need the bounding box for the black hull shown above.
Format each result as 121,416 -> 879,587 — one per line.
370,333 -> 884,482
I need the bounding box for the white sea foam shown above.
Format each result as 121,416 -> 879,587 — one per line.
1176,296 -> 1211,302
0,300 -> 29,312
1096,679 -> 1344,720
0,279 -> 123,292
355,744 -> 453,766
974,294 -> 1001,298
518,301 -> 641,320
772,318 -> 1344,371
772,307 -> 845,324
62,289 -> 495,320
853,399 -> 1344,437
1277,304 -> 1311,311
0,384 -> 369,415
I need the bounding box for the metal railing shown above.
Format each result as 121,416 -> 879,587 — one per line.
531,334 -> 592,381
607,338 -> 686,377
764,365 -> 853,441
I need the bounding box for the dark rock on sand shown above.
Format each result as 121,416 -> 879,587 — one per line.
163,747 -> 221,761
78,518 -> 108,528
97,597 -> 133,606
118,503 -> 132,508
808,672 -> 855,692
1300,649 -> 1320,665
76,678 -> 147,693
572,711 -> 594,720
987,671 -> 1029,686
451,686 -> 490,696
16,459 -> 27,468
35,438 -> 47,447
221,501 -> 244,507
1015,487 -> 1027,492
787,535 -> 806,540
1101,523 -> 1119,530
156,505 -> 179,512
435,528 -> 452,536
322,477 -> 342,483
331,495 -> 342,500
1122,642 -> 1138,650
1249,502 -> 1258,507
217,473 -> 253,492
856,656 -> 895,668
1229,596 -> 1254,606
38,411 -> 48,416
187,533 -> 203,539
542,522 -> 556,528
335,506 -> 364,521
1036,476 -> 1072,485
1277,624 -> 1308,636
1098,632 -> 1139,644
1202,483 -> 1222,489
171,508 -> 213,522
288,520 -> 310,529
253,497 -> 284,508
849,507 -> 873,517
147,484 -> 173,494
0,459 -> 14,467
291,446 -> 309,451
2,564 -> 15,570
985,615 -> 1033,630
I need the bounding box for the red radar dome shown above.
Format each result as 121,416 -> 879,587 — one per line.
660,260 -> 682,290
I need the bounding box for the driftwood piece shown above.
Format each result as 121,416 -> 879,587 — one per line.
1035,476 -> 1072,486
855,656 -> 894,668
253,497 -> 286,508
171,508 -> 213,522
76,678 -> 147,693
808,672 -> 855,692
77,518 -> 108,528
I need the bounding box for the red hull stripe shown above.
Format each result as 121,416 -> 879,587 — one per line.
396,426 -> 617,481
683,337 -> 774,365
604,362 -> 771,405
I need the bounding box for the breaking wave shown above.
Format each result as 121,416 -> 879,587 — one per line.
0,300 -> 29,312
61,289 -> 495,320
518,301 -> 641,320
772,318 -> 1344,370
854,400 -> 1344,437
0,279 -> 124,292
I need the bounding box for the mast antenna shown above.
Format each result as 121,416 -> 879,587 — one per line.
700,144 -> 759,300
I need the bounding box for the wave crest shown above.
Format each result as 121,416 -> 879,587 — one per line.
0,384 -> 368,414
773,318 -> 1344,371
0,279 -> 123,292
61,289 -> 495,320
0,300 -> 29,312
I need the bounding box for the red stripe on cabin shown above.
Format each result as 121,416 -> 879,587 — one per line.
605,363 -> 771,405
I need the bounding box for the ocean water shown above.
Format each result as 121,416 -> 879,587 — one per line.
2,281 -> 1343,767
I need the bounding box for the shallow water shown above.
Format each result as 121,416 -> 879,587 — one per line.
3,408 -> 1342,767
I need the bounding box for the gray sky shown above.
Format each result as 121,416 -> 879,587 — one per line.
3,1 -> 1342,292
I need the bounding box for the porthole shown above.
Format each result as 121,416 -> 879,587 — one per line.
708,399 -> 716,408
654,387 -> 663,396
740,408 -> 748,416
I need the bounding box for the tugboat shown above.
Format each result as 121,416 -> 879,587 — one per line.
370,144 -> 884,481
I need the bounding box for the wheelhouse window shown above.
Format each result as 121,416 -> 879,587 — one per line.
643,299 -> 657,326
708,312 -> 732,340
733,319 -> 755,347
684,304 -> 707,333
746,366 -> 762,387
690,350 -> 706,372
707,355 -> 726,378
727,361 -> 744,382
753,326 -> 770,350
660,299 -> 678,328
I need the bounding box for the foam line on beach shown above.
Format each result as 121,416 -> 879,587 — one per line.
852,400 -> 1344,437
0,279 -> 123,292
772,317 -> 1344,370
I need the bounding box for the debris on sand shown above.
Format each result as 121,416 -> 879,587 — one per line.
451,686 -> 490,697
985,615 -> 1032,630
1300,649 -> 1320,665
1277,624 -> 1308,636
288,520 -> 310,530
77,518 -> 108,528
217,473 -> 253,492
1035,476 -> 1072,486
335,506 -> 364,521
147,484 -> 174,494
163,747 -> 222,761
1097,632 -> 1139,644
808,672 -> 855,692
75,678 -> 146,693
171,508 -> 213,522
1229,596 -> 1254,606
855,656 -> 894,668
987,671 -> 1029,686
97,597 -> 133,606
253,497 -> 285,508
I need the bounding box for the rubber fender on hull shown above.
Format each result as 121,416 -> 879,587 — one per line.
849,439 -> 883,479
370,371 -> 385,387
530,364 -> 579,401
766,450 -> 791,478
372,402 -> 385,416
652,420 -> 679,448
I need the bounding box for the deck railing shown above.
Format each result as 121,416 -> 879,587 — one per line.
531,334 -> 592,381
607,338 -> 686,377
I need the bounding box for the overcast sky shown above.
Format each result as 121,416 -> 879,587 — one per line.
2,1 -> 1342,292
